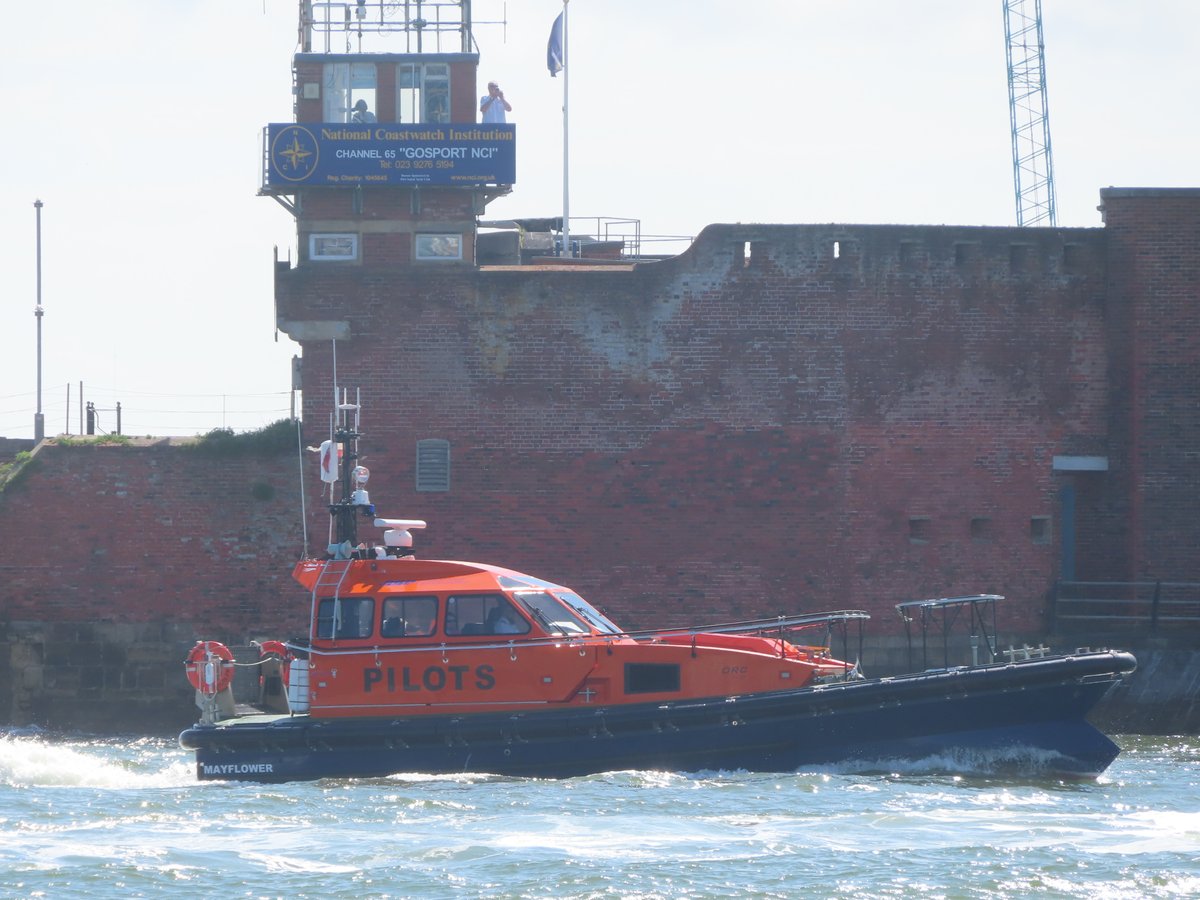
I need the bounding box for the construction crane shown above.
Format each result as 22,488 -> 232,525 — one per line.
1003,0 -> 1057,226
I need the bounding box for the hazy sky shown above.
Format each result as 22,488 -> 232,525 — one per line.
2,1 -> 1196,440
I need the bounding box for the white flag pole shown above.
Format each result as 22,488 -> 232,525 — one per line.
561,0 -> 571,258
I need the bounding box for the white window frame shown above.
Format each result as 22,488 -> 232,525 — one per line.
415,233 -> 463,261
397,63 -> 450,124
324,62 -> 377,122
309,233 -> 359,261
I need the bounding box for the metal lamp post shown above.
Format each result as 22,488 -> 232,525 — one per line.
34,199 -> 45,442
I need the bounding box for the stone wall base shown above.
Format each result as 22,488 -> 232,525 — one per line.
1,622 -> 1192,735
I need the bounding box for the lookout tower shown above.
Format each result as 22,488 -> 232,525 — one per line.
262,1 -> 514,270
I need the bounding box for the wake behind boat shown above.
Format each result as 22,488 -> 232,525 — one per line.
179,393 -> 1135,782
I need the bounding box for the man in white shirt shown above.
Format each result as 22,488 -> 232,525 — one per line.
480,82 -> 511,123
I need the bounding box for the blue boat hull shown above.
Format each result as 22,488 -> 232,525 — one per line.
180,650 -> 1135,782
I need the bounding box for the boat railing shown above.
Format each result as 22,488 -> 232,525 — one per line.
644,610 -> 872,637
895,594 -> 1005,672
286,610 -> 871,662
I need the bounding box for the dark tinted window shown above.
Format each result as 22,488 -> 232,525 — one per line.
446,594 -> 511,636
624,663 -> 681,695
316,597 -> 375,640
381,596 -> 438,638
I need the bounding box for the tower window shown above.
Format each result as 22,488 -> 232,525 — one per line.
398,63 -> 450,124
309,233 -> 358,261
415,233 -> 463,261
324,62 -> 377,123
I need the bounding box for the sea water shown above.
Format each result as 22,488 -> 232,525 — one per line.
1,732 -> 1198,899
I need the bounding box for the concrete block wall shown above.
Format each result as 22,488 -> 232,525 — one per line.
0,620 -> 199,732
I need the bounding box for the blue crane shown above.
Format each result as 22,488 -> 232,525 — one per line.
1003,0 -> 1057,226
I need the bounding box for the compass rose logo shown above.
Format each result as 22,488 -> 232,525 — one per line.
270,125 -> 319,182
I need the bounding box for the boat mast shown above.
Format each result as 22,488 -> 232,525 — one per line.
329,388 -> 374,553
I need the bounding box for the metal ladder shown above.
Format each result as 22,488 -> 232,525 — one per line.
313,558 -> 354,638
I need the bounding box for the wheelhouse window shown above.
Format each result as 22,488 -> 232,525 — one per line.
515,591 -> 589,635
381,596 -> 438,638
324,62 -> 377,123
446,594 -> 529,636
316,596 -> 375,640
554,590 -> 621,635
397,63 -> 450,123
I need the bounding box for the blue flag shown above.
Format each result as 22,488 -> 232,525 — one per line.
547,12 -> 564,77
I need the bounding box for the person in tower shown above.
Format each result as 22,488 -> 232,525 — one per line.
479,81 -> 511,123
351,99 -> 377,124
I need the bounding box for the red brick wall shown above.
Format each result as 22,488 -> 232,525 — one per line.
5,195 -> 1197,731
278,220 -> 1133,634
4,196 -> 1193,647
451,60 -> 477,122
1101,188 -> 1200,579
0,442 -> 308,640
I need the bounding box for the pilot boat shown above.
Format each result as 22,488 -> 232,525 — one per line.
179,394 -> 1136,782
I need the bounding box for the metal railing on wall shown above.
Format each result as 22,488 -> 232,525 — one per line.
565,217 -> 694,260
1052,581 -> 1200,632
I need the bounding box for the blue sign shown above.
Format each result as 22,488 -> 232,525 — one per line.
266,123 -> 516,187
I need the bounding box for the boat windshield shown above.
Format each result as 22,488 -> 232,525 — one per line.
553,590 -> 621,635
513,591 -> 590,635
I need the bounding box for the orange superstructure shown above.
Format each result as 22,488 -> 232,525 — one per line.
288,554 -> 855,720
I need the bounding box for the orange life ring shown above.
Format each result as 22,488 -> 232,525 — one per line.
256,640 -> 291,661
256,640 -> 292,688
185,640 -> 235,695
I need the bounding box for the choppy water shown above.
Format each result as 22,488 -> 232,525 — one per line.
1,732 -> 1198,899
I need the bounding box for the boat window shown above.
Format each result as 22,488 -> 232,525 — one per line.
380,596 -> 438,638
316,597 -> 375,640
514,591 -> 589,635
625,663 -> 681,695
445,594 -> 529,636
553,591 -> 621,635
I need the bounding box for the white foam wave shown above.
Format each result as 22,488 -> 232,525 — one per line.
0,734 -> 194,789
237,850 -> 360,874
802,743 -> 1077,779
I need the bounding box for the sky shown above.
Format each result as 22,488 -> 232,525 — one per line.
1,1 -> 1196,440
